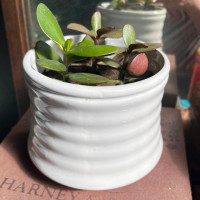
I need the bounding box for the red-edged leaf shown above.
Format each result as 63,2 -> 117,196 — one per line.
67,23 -> 95,37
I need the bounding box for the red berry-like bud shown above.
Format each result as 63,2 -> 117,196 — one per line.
127,53 -> 148,76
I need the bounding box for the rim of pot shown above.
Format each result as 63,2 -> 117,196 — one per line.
23,49 -> 170,99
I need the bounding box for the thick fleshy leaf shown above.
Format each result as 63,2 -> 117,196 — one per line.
97,57 -> 121,69
77,40 -> 94,47
127,53 -> 148,76
35,41 -> 61,62
67,23 -> 95,37
64,53 -> 87,66
90,30 -> 97,37
128,43 -> 148,53
63,38 -> 73,52
113,52 -> 125,62
36,3 -> 65,49
101,29 -> 123,38
131,43 -> 162,53
83,35 -> 94,42
97,26 -> 115,37
91,12 -> 101,33
123,24 -> 136,47
69,45 -> 119,57
70,40 -> 94,51
100,80 -> 123,86
68,73 -> 109,85
36,59 -> 66,72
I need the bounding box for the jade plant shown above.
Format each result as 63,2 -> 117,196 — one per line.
35,3 -> 162,86
111,0 -> 163,10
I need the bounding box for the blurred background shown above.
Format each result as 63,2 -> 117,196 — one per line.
0,3 -> 18,141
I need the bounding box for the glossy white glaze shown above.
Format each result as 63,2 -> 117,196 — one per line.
23,36 -> 170,190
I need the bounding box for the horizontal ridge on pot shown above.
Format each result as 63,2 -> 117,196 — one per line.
28,135 -> 163,190
30,104 -> 161,143
29,127 -> 161,173
30,110 -> 161,159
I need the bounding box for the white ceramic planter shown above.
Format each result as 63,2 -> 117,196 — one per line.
97,2 -> 167,43
23,35 -> 170,190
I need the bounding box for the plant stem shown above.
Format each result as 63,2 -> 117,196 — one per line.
62,54 -> 69,81
63,54 -> 69,71
61,71 -> 68,82
94,38 -> 100,45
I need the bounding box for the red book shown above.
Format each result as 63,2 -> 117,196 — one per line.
188,47 -> 200,120
0,108 -> 192,200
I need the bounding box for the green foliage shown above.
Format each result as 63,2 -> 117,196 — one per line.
67,73 -> 115,85
97,57 -> 121,69
91,12 -> 101,33
131,43 -> 162,53
100,29 -> 123,39
67,11 -> 123,45
64,39 -> 73,52
36,59 -> 66,72
35,41 -> 61,62
35,3 -> 162,86
64,53 -> 87,67
37,3 -> 65,49
123,25 -> 136,47
69,45 -> 119,57
70,40 -> 94,49
67,23 -> 95,37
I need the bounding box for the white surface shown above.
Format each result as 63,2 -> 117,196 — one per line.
23,36 -> 170,190
97,2 -> 167,43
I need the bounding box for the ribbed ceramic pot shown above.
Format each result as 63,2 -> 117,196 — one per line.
23,36 -> 170,190
97,2 -> 167,43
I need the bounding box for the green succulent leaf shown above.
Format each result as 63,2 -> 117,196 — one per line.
63,38 -> 73,52
68,73 -> 110,85
91,11 -> 101,33
131,43 -> 162,53
36,59 -> 66,72
123,24 -> 136,47
36,3 -> 65,49
113,52 -> 125,62
69,45 -> 119,57
67,23 -> 95,37
100,80 -> 123,86
64,54 -> 87,67
70,40 -> 94,51
77,40 -> 95,47
97,57 -> 121,69
128,43 -> 148,53
83,35 -> 94,42
101,29 -> 123,38
97,26 -> 115,37
35,41 -> 61,62
91,30 -> 97,37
